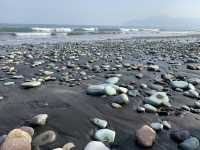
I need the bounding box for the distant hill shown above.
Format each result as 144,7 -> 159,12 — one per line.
125,16 -> 200,31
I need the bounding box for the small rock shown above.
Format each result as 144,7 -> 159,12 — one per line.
21,81 -> 41,88
30,114 -> 48,126
111,103 -> 122,108
105,77 -> 119,84
170,129 -> 191,143
162,121 -> 171,129
112,94 -> 129,104
150,122 -> 163,131
104,85 -> 117,96
32,130 -> 56,146
20,126 -> 34,137
63,142 -> 76,150
91,118 -> 108,128
144,104 -> 158,113
179,137 -> 199,150
84,141 -> 110,150
94,129 -> 116,143
145,92 -> 170,107
86,84 -> 105,96
171,81 -> 189,89
135,125 -> 156,147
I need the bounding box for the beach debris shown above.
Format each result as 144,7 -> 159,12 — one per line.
135,125 -> 156,148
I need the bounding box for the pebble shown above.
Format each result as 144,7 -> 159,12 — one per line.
128,90 -> 140,97
171,80 -> 189,89
145,92 -> 170,107
1,138 -> 31,150
86,84 -> 105,96
105,77 -> 119,84
184,90 -> 199,98
150,122 -> 163,131
104,85 -> 117,96
137,106 -> 145,113
111,103 -> 122,108
170,129 -> 191,143
94,129 -> 116,143
112,93 -> 129,104
179,137 -> 199,150
84,141 -> 110,150
32,130 -> 56,146
63,142 -> 76,150
162,121 -> 171,129
21,81 -> 41,88
135,125 -> 156,147
20,126 -> 34,137
144,104 -> 158,113
6,129 -> 32,143
30,114 -> 48,126
91,118 -> 108,128
147,65 -> 160,71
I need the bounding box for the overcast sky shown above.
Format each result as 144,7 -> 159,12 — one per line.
0,0 -> 200,25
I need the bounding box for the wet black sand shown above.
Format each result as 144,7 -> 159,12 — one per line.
0,37 -> 200,149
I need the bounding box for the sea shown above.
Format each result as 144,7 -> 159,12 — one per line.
0,24 -> 200,45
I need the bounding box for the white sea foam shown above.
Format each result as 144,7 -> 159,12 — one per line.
15,32 -> 52,36
140,28 -> 160,32
120,28 -> 139,33
82,27 -> 98,32
32,27 -> 72,33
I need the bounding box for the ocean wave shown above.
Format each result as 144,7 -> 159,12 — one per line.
140,28 -> 160,32
15,32 -> 52,36
120,28 -> 139,32
32,27 -> 72,33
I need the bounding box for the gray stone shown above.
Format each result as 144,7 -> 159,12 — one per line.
84,141 -> 110,150
179,137 -> 199,150
105,77 -> 119,84
91,118 -> 108,128
30,114 -> 48,126
150,122 -> 163,131
87,84 -> 105,96
144,104 -> 158,113
171,81 -> 189,89
145,92 -> 170,107
112,94 -> 129,104
94,129 -> 116,143
32,130 -> 56,146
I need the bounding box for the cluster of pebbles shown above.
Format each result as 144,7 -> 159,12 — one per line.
1,38 -> 200,149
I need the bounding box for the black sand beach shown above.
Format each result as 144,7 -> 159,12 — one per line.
1,37 -> 200,149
